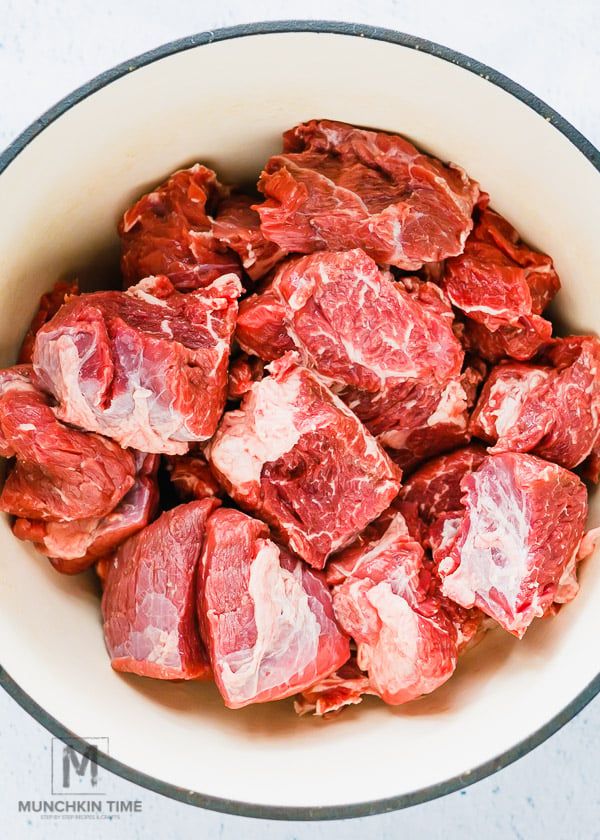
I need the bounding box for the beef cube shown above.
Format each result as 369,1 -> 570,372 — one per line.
438,453 -> 588,637
13,452 -> 159,573
235,283 -> 294,361
0,366 -> 135,521
197,508 -> 349,708
207,353 -> 401,568
273,250 -> 463,392
256,120 -> 480,269
213,192 -> 286,280
400,444 -> 487,527
33,274 -> 242,454
102,499 -> 219,679
470,337 -> 600,470
119,164 -> 241,291
269,249 -> 479,469
329,511 -> 459,705
443,209 -> 560,361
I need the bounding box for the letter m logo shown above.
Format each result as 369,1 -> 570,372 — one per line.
63,745 -> 98,788
51,737 -> 109,795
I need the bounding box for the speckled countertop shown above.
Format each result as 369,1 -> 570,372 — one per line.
1,2 -> 599,838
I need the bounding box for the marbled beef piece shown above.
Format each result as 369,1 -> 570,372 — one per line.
256,120 -> 480,269
207,353 -> 401,569
33,274 -> 242,454
198,508 -> 349,709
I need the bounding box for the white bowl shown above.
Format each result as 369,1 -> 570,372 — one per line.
1,22 -> 599,820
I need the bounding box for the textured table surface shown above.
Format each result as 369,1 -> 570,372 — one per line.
1,2 -> 599,838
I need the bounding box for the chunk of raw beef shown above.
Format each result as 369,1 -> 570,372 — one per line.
400,445 -> 487,526
227,354 -> 265,400
294,656 -> 376,717
33,274 -> 242,454
18,280 -> 79,364
119,165 -> 241,291
443,209 -> 559,361
272,250 -> 463,392
102,499 -> 218,679
256,120 -> 480,268
235,283 -> 295,361
470,336 -> 600,470
13,452 -> 159,573
369,364 -> 484,471
206,353 -> 401,568
329,511 -> 459,704
0,366 -> 135,520
213,192 -> 286,280
163,452 -> 224,502
438,453 -> 588,638
197,508 -> 349,708
255,249 -> 476,469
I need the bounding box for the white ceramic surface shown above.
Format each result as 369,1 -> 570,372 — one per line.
0,25 -> 599,817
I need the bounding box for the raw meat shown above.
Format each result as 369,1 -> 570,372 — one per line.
272,250 -> 463,392
329,511 -> 459,704
213,192 -> 286,280
470,336 -> 600,470
197,508 -> 349,708
438,453 -> 588,637
400,445 -> 487,526
164,452 -> 224,502
33,274 -> 242,454
372,364 -> 484,471
119,164 -> 241,291
256,120 -> 480,268
18,280 -> 79,364
13,452 -> 159,573
206,353 -> 401,569
294,657 -> 376,717
102,499 -> 219,679
253,249 -> 476,470
0,366 -> 135,521
235,283 -> 295,361
443,209 -> 559,361
227,354 -> 265,400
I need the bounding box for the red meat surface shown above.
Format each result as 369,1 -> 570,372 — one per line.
294,656 -> 376,717
13,452 -> 159,573
197,508 -> 349,709
242,250 -> 477,470
443,209 -> 559,361
438,453 -> 588,637
0,366 -> 135,521
227,354 -> 265,400
206,353 -> 401,569
18,280 -> 80,364
119,165 -> 241,291
272,250 -> 462,392
256,120 -> 480,268
33,274 -> 242,454
400,445 -> 488,526
371,365 -> 484,471
470,337 -> 600,470
329,511 -> 459,705
102,499 -> 218,679
163,452 -> 224,502
235,283 -> 295,361
213,192 -> 286,280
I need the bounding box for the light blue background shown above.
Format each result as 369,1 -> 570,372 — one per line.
1,2 -> 599,837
